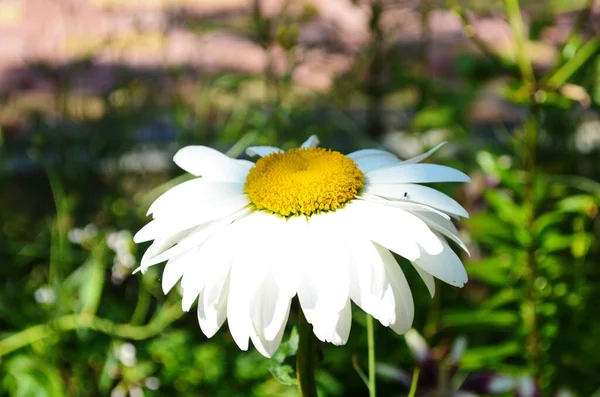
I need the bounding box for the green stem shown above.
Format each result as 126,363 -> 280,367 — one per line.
546,38 -> 600,89
225,130 -> 258,158
504,0 -> 542,383
129,286 -> 152,325
448,0 -> 512,69
504,0 -> 535,85
523,106 -> 542,383
351,355 -> 369,387
296,309 -> 318,397
81,240 -> 107,317
47,169 -> 70,291
365,0 -> 385,139
407,368 -> 420,397
367,313 -> 376,397
547,0 -> 595,74
0,304 -> 183,358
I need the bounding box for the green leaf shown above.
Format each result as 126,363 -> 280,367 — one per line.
480,288 -> 521,310
465,257 -> 512,286
467,213 -> 516,246
541,231 -> 574,252
2,355 -> 65,397
269,327 -> 299,386
460,342 -> 521,370
412,106 -> 456,130
484,190 -> 527,228
192,344 -> 226,384
557,195 -> 598,216
443,310 -> 519,328
533,211 -> 567,234
80,240 -> 108,316
571,233 -> 593,258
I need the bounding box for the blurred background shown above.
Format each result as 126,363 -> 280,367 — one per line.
0,0 -> 599,396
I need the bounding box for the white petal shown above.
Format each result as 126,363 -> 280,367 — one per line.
347,142 -> 446,168
297,213 -> 353,345
450,336 -> 467,364
227,287 -> 251,351
410,210 -> 470,255
364,183 -> 468,218
226,212 -> 277,351
271,216 -> 306,298
412,235 -> 468,287
412,263 -> 436,298
162,248 -> 198,295
137,229 -> 191,273
347,148 -> 395,161
250,311 -> 289,358
173,145 -> 254,182
377,244 -> 414,333
197,272 -> 230,338
343,231 -> 415,330
260,292 -> 292,342
517,376 -> 537,397
150,186 -> 247,222
133,194 -> 249,243
312,299 -> 352,346
342,200 -> 443,259
401,142 -> 446,164
366,164 -> 470,184
301,135 -> 320,148
142,208 -> 251,268
179,214 -> 249,311
346,237 -> 387,307
298,212 -> 350,318
147,179 -> 244,217
245,146 -> 283,157
489,376 -> 518,392
249,274 -> 292,357
352,153 -> 402,173
361,193 -> 452,221
404,329 -> 429,361
338,201 -> 418,261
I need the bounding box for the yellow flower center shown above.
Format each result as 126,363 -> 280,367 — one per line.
244,148 -> 364,217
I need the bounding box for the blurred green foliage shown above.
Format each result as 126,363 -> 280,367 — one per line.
1,0 -> 599,396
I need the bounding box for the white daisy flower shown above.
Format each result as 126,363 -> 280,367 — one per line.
134,135 -> 470,358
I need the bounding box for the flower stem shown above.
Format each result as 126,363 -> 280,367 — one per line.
367,313 -> 377,397
408,368 -> 420,397
504,0 -> 535,85
0,303 -> 184,358
296,309 -> 318,397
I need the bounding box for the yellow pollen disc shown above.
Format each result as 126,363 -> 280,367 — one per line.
244,147 -> 364,217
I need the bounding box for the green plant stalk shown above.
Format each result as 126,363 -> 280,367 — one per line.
504,0 -> 543,382
225,130 -> 258,158
365,0 -> 385,140
129,286 -> 152,325
81,240 -> 108,316
548,0 -> 595,74
296,309 -> 318,397
523,107 -> 542,382
0,304 -> 183,359
546,38 -> 600,89
351,355 -> 369,387
408,368 -> 420,397
47,169 -> 70,291
504,0 -> 535,85
448,0 -> 513,69
367,313 -> 376,397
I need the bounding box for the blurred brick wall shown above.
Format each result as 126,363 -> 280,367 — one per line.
0,0 -> 596,95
